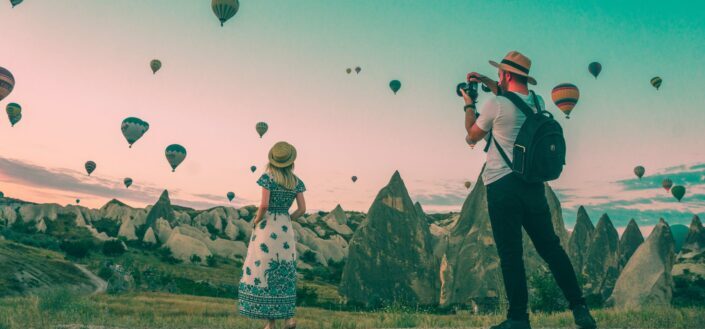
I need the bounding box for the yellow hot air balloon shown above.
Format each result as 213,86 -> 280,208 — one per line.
212,0 -> 239,27
551,83 -> 580,119
0,66 -> 15,102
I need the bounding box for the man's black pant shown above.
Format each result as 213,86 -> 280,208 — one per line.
486,173 -> 586,321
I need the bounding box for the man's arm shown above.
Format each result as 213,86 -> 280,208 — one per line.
465,109 -> 488,144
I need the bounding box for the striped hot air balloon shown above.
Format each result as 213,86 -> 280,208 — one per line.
121,117 -> 150,148
551,83 -> 580,119
212,0 -> 239,27
0,66 -> 15,102
255,122 -> 268,138
662,178 -> 673,192
165,144 -> 187,172
10,0 -> 22,8
651,76 -> 662,90
6,102 -> 22,127
227,191 -> 235,202
85,161 -> 96,176
588,62 -> 602,78
389,80 -> 401,94
150,59 -> 162,74
124,177 -> 133,188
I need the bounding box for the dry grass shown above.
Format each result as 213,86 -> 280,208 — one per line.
0,292 -> 703,329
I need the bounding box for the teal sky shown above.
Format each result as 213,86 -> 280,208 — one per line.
1,1 -> 704,230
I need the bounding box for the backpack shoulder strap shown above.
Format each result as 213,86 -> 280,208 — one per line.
501,92 -> 535,117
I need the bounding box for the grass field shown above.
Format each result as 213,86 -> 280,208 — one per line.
0,291 -> 703,329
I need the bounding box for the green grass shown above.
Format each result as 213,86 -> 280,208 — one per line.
0,292 -> 703,329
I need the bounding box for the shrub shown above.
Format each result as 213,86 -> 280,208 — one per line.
528,269 -> 568,313
92,218 -> 121,237
102,240 -> 127,256
60,239 -> 94,259
301,250 -> 318,264
296,285 -> 318,306
206,255 -> 218,267
158,247 -> 182,264
190,254 -> 202,264
36,287 -> 97,317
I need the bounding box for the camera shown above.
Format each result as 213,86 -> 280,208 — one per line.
456,81 -> 478,101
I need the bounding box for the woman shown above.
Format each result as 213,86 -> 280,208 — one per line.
238,141 -> 306,329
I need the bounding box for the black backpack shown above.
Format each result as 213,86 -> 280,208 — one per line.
484,91 -> 566,183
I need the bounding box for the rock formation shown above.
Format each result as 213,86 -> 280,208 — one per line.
568,206 -> 595,274
340,171 -> 439,307
582,213 -> 620,301
608,218 -> 675,308
672,215 -> 705,278
142,190 -> 176,239
618,219 -> 644,269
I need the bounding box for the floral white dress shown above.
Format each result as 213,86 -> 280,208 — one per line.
238,173 -> 306,319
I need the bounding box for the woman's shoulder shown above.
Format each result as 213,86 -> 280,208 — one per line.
257,172 -> 277,190
294,176 -> 306,193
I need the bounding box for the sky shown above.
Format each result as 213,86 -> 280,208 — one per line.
1,1 -> 704,231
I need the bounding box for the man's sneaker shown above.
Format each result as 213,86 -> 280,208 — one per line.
489,319 -> 532,329
572,304 -> 597,329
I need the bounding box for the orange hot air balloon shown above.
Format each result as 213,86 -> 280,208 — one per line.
551,83 -> 580,119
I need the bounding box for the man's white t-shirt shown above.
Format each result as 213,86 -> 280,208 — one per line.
475,92 -> 546,185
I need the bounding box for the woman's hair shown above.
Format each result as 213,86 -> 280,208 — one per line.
266,163 -> 298,190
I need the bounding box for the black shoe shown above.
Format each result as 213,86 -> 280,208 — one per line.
489,319 -> 532,329
572,304 -> 597,329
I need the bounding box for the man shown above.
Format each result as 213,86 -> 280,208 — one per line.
460,51 -> 597,329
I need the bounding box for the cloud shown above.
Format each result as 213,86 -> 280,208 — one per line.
413,192 -> 467,207
0,156 -> 226,210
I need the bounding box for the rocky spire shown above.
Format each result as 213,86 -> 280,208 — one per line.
608,218 -> 675,308
680,215 -> 705,255
142,190 -> 175,239
340,170 -> 439,307
618,219 -> 644,269
568,206 -> 595,273
582,213 -> 620,301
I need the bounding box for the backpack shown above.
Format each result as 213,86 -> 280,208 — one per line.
484,91 -> 566,183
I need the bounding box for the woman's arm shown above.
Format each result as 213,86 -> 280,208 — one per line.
290,193 -> 306,220
252,187 -> 270,226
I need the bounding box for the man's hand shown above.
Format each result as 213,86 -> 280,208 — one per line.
466,134 -> 476,149
459,85 -> 474,105
467,72 -> 500,95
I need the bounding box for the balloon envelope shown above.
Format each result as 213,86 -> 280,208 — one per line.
85,161 -> 96,176
255,122 -> 268,138
212,0 -> 239,27
588,62 -> 602,78
651,77 -> 662,90
6,102 -> 22,127
351,176 -> 357,183
551,83 -> 580,118
389,80 -> 401,94
124,177 -> 133,188
227,192 -> 235,202
671,185 -> 686,202
633,165 -> 645,179
10,0 -> 22,7
346,68 -> 351,74
0,66 -> 15,102
464,181 -> 472,189
165,144 -> 187,172
355,66 -> 361,74
662,178 -> 673,192
76,199 -> 80,204
121,117 -> 150,147
150,59 -> 161,74
250,165 -> 257,173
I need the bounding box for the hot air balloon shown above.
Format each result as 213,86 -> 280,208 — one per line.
0,66 -> 15,102
651,77 -> 662,90
85,161 -> 96,176
255,122 -> 268,138
346,68 -> 351,74
10,0 -> 22,8
633,165 -> 645,180
227,192 -> 235,202
355,66 -> 361,74
76,199 -> 80,204
389,80 -> 401,94
121,117 -> 150,148
250,165 -> 257,173
662,178 -> 673,192
551,83 -> 580,119
6,102 -> 22,127
464,181 -> 472,189
0,191 -> 4,198
671,185 -> 686,202
124,177 -> 133,189
212,0 -> 239,27
165,144 -> 187,172
588,62 -> 602,79
351,176 -> 358,183
150,59 -> 162,74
